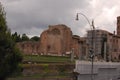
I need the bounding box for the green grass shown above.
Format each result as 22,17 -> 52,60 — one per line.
7,73 -> 72,80
23,55 -> 74,63
7,55 -> 75,80
8,73 -> 71,78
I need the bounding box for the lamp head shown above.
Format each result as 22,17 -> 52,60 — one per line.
76,13 -> 79,21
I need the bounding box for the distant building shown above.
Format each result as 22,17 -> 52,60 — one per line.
87,16 -> 120,61
87,29 -> 109,61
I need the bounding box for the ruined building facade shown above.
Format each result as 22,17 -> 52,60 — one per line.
17,16 -> 120,61
40,24 -> 73,56
39,24 -> 87,57
17,24 -> 84,57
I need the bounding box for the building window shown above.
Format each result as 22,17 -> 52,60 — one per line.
47,45 -> 51,51
22,44 -> 24,49
118,26 -> 120,29
119,55 -> 120,60
118,20 -> 119,23
114,49 -> 117,52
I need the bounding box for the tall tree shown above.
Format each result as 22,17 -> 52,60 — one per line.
30,36 -> 40,41
21,33 -> 29,41
0,2 -> 22,80
12,32 -> 21,42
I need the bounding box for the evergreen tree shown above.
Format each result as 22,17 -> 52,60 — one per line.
21,33 -> 29,41
30,36 -> 40,41
0,2 -> 22,80
12,32 -> 21,42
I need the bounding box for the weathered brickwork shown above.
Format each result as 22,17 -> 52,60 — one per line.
40,24 -> 81,57
17,41 -> 40,55
17,24 -> 83,57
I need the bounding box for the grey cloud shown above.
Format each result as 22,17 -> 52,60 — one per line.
2,0 -> 90,36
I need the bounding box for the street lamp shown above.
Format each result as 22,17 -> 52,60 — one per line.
76,13 -> 95,80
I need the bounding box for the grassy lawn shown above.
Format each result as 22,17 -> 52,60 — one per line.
7,55 -> 75,80
8,73 -> 71,78
23,55 -> 75,63
7,75 -> 72,80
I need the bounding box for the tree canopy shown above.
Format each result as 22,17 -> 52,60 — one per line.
12,32 -> 40,42
21,33 -> 29,41
12,32 -> 21,42
30,36 -> 40,41
0,2 -> 22,80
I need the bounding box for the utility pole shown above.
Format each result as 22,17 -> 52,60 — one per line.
76,13 -> 95,80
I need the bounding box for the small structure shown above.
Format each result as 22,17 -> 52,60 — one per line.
74,61 -> 120,80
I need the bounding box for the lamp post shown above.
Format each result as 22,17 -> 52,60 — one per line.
76,13 -> 95,80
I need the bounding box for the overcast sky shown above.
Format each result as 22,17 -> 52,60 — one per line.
1,0 -> 120,37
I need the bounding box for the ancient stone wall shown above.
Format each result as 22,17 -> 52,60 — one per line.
17,41 -> 40,55
17,24 -> 85,57
40,24 -> 73,56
